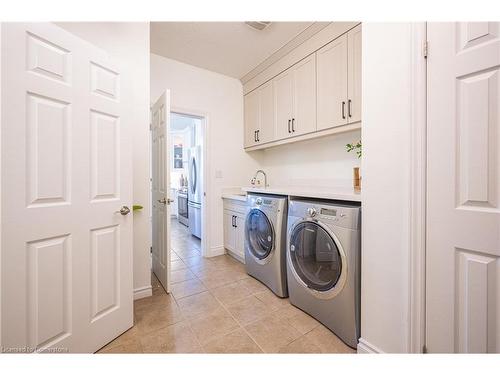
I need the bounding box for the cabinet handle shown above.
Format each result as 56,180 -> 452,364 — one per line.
348,99 -> 352,118
254,130 -> 257,142
342,101 -> 346,119
234,216 -> 237,228
292,118 -> 295,132
256,130 -> 260,142
288,119 -> 291,133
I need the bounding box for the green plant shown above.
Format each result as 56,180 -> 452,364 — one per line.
346,140 -> 362,159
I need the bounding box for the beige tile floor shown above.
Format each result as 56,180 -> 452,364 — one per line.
98,218 -> 355,354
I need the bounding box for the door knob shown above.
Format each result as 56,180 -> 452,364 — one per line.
116,206 -> 131,215
158,198 -> 167,204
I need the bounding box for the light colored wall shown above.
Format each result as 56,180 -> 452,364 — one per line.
359,23 -> 413,353
259,129 -> 361,188
151,53 -> 263,255
57,22 -> 152,296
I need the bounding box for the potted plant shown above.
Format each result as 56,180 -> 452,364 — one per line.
346,140 -> 362,191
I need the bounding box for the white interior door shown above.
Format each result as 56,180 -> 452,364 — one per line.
1,22 -> 133,353
426,22 -> 500,353
151,91 -> 171,292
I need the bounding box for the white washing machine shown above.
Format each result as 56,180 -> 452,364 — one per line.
286,198 -> 361,348
244,193 -> 288,297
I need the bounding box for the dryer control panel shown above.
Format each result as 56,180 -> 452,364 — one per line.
289,200 -> 361,231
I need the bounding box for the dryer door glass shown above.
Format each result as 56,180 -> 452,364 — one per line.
245,208 -> 274,260
289,221 -> 342,291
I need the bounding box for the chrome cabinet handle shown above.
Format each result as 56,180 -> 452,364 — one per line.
254,130 -> 257,142
348,99 -> 352,118
288,119 -> 291,133
116,206 -> 130,215
342,101 -> 346,119
256,130 -> 260,142
292,118 -> 295,132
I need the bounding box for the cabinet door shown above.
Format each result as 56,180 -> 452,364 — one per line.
292,54 -> 317,136
223,210 -> 236,252
258,81 -> 275,144
347,24 -> 362,123
316,33 -> 348,130
244,90 -> 259,148
234,213 -> 246,259
274,68 -> 294,140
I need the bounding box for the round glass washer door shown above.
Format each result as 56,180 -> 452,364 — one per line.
245,208 -> 274,260
289,221 -> 343,292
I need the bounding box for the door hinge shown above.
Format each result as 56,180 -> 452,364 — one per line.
423,40 -> 428,59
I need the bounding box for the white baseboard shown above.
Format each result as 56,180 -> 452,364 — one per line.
207,245 -> 225,257
357,338 -> 384,353
133,285 -> 152,300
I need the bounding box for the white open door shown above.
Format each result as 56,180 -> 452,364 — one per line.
151,91 -> 171,292
1,23 -> 133,353
427,22 -> 500,353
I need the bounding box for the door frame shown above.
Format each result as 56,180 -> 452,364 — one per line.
408,22 -> 427,354
170,106 -> 209,258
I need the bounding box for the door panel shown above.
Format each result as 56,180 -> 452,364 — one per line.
151,91 -> 171,293
293,55 -> 317,136
347,24 -> 362,123
259,81 -> 275,144
274,69 -> 294,140
426,22 -> 500,353
316,34 -> 348,130
244,89 -> 259,147
1,22 -> 133,353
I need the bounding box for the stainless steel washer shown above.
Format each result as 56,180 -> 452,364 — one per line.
286,198 -> 361,348
244,193 -> 288,297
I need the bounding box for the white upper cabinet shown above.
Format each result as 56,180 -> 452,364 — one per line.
243,80 -> 275,147
258,81 -> 275,144
275,54 -> 317,139
316,34 -> 348,130
244,89 -> 259,148
293,54 -> 317,136
316,25 -> 361,130
274,68 -> 295,139
347,24 -> 362,123
243,23 -> 361,150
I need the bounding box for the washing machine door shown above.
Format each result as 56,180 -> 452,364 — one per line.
245,208 -> 274,260
289,221 -> 346,298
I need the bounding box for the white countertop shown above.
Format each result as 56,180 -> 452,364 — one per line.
221,193 -> 247,202
242,186 -> 361,202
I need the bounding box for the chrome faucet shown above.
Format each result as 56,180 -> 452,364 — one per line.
251,170 -> 268,188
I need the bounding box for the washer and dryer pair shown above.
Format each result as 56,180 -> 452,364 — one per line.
244,192 -> 361,348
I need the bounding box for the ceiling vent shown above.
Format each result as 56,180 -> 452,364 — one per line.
245,22 -> 271,31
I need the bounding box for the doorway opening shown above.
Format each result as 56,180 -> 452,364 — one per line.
168,112 -> 205,275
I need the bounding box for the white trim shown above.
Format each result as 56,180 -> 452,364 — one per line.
208,245 -> 226,257
357,338 -> 384,354
133,285 -> 152,300
407,22 -> 427,354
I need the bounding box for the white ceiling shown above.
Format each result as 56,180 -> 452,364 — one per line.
150,22 -> 315,79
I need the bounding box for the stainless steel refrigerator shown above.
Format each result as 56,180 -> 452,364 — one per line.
188,145 -> 202,239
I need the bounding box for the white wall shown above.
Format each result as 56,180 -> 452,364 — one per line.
57,22 -> 152,298
151,54 -> 263,255
260,130 -> 361,188
359,23 -> 413,353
